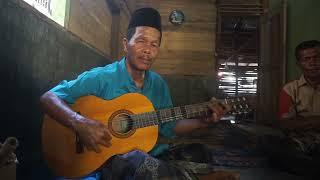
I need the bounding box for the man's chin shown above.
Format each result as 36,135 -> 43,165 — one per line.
305,74 -> 320,80
138,65 -> 151,71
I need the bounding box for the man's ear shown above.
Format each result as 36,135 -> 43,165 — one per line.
123,38 -> 128,53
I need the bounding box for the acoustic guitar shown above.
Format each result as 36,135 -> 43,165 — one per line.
42,93 -> 250,178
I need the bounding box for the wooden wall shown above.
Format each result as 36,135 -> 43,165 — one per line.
67,0 -> 112,56
67,0 -> 217,76
117,1 -> 131,58
115,0 -> 217,76
155,0 -> 216,75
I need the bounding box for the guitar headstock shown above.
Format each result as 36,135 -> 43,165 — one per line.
223,96 -> 253,115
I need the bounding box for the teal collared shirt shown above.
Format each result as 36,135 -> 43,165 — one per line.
50,58 -> 176,156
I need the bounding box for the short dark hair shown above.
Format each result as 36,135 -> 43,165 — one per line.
126,27 -> 162,45
295,40 -> 320,60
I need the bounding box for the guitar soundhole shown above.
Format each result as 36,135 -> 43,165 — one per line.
112,114 -> 132,133
109,110 -> 135,138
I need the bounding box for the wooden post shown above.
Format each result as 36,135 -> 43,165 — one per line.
106,0 -> 121,60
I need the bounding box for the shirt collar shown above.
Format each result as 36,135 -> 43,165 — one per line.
297,75 -> 308,87
119,57 -> 150,88
298,75 -> 320,90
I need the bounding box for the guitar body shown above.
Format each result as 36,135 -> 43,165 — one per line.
42,93 -> 158,178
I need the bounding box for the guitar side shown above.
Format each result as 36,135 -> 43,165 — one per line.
41,93 -> 158,178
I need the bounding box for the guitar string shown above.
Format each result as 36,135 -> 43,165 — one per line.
112,109 -> 207,129
109,99 -> 249,129
110,99 -> 250,128
109,102 -> 210,128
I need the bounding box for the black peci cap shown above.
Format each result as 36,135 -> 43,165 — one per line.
128,7 -> 162,34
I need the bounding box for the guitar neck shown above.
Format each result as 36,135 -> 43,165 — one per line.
131,102 -> 211,129
131,97 -> 250,129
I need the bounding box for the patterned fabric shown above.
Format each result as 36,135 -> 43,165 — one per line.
287,130 -> 320,156
55,144 -> 215,180
260,131 -> 320,177
279,75 -> 320,119
101,149 -> 214,180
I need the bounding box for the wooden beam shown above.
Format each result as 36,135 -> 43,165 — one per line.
135,0 -> 160,9
123,0 -> 136,14
110,13 -> 120,59
106,0 -> 121,59
106,0 -> 120,14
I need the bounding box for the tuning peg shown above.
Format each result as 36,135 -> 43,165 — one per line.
233,105 -> 237,110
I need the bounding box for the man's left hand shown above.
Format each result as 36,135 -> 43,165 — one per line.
199,97 -> 231,127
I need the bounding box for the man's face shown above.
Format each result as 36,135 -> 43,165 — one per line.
123,26 -> 161,71
298,47 -> 320,79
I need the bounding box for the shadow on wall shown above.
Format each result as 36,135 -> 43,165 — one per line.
0,0 -> 111,179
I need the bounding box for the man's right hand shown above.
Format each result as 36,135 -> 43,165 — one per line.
72,114 -> 112,153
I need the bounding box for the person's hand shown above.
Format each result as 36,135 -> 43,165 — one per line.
199,97 -> 231,127
73,114 -> 112,153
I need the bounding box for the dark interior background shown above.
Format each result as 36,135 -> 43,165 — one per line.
0,0 -> 111,178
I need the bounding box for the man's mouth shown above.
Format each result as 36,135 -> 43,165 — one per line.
140,57 -> 152,64
305,69 -> 320,76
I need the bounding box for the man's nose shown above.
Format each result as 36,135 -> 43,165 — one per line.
142,45 -> 151,54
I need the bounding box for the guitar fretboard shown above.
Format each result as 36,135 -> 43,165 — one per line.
130,97 -> 249,129
131,102 -> 211,129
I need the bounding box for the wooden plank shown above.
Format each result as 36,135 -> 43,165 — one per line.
106,0 -> 120,13
162,24 -> 215,34
156,0 -> 216,75
110,13 -> 120,59
161,31 -> 215,52
135,0 -> 160,9
123,0 -> 136,13
117,2 -> 131,59
153,57 -> 215,75
117,0 -> 217,75
68,0 -> 112,55
216,0 -> 262,5
158,49 -> 214,61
